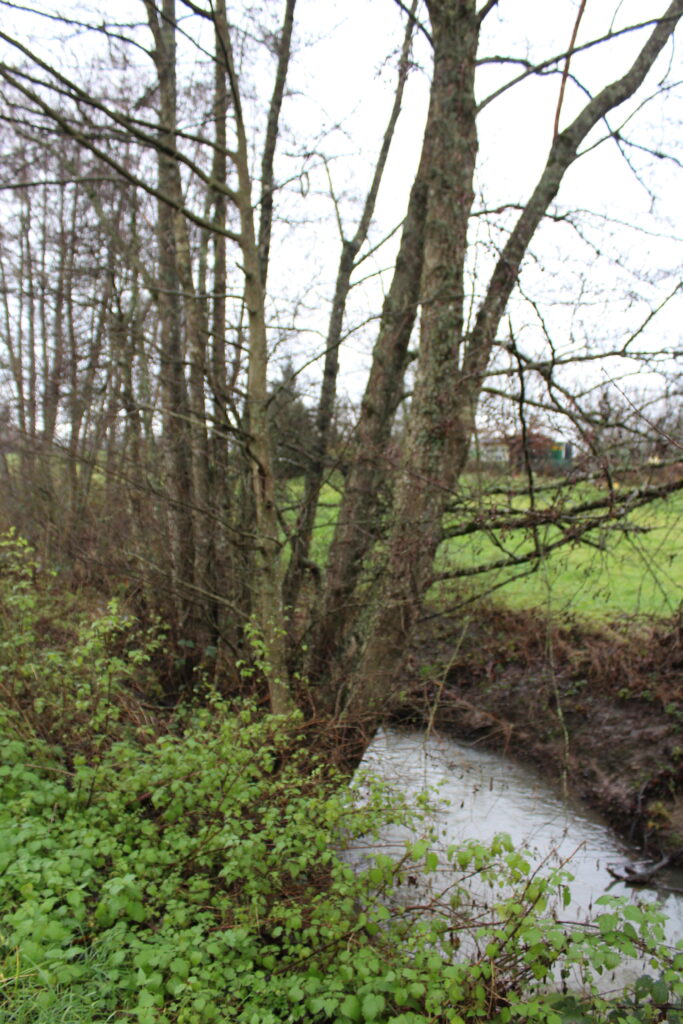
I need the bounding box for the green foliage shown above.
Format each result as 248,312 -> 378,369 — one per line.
1,701 -> 427,1024
3,719 -> 682,1024
2,531 -> 683,1023
0,528 -> 164,755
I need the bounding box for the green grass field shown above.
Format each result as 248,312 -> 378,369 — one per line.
302,474 -> 683,621
435,483 -> 683,619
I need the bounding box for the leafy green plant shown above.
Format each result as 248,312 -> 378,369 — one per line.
3,698 -> 683,1024
0,529 -> 164,754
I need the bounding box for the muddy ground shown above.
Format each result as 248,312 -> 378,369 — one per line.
396,604 -> 683,859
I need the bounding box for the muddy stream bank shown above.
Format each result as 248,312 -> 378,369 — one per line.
396,606 -> 683,859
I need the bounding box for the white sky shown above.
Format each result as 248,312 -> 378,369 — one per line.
1,0 -> 681,416
255,0 -> 682,404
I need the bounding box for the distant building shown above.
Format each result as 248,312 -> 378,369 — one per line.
507,432 -> 573,473
472,433 -> 508,465
471,430 -> 573,473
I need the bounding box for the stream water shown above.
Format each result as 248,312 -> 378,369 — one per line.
361,728 -> 683,958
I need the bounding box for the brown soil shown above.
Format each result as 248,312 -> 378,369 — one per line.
396,604 -> 683,859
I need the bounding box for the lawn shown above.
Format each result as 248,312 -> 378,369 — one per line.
298,472 -> 683,621
435,481 -> 683,619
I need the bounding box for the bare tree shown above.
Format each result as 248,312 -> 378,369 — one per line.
0,0 -> 681,726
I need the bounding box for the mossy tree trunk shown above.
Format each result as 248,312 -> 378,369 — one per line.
214,0 -> 294,714
347,0 -> 479,718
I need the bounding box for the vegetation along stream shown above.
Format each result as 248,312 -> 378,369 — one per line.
2,0 -> 683,1018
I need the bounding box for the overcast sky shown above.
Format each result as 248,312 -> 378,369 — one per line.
275,0 -> 683,401
1,0 -> 681,409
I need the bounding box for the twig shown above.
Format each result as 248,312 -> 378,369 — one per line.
553,0 -> 588,138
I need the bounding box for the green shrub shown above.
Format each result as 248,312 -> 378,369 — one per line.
3,704 -> 683,1024
0,528 -> 164,755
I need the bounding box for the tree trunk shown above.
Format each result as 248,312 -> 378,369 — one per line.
347,0 -> 480,718
283,4 -> 417,625
306,129 -> 431,690
347,0 -> 683,720
215,0 -> 293,713
147,0 -> 197,638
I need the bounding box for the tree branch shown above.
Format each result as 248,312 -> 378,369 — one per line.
463,0 -> 683,404
553,0 -> 588,138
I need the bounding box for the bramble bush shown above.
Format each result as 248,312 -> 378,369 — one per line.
2,530 -> 683,1024
0,529 -> 164,756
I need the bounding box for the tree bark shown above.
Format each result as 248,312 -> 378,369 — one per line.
350,0 -> 479,718
146,0 -> 197,637
306,139 -> 430,688
283,3 -> 417,624
258,0 -> 297,287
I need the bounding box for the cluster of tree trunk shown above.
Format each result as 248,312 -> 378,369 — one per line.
0,0 -> 681,729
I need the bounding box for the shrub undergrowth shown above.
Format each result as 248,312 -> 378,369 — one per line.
2,530 -> 683,1024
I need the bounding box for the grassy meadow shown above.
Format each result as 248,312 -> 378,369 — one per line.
436,482 -> 683,619
303,473 -> 683,620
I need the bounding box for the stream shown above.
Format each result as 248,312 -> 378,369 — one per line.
360,728 -> 683,969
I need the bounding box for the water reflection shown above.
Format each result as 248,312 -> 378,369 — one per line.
361,728 -> 683,943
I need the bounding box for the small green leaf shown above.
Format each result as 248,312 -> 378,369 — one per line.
340,994 -> 361,1021
425,851 -> 438,872
651,979 -> 669,1004
126,900 -> 146,922
410,839 -> 428,860
597,912 -> 617,935
170,957 -> 189,979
